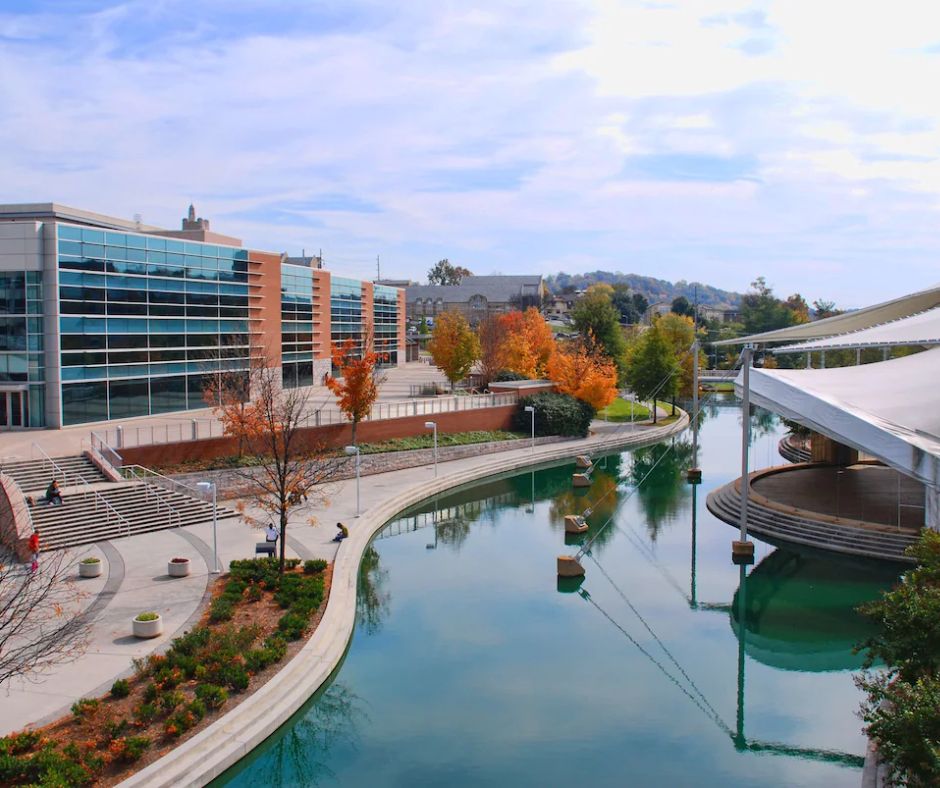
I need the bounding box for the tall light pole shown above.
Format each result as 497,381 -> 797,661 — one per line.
524,405 -> 535,451
344,445 -> 361,516
425,421 -> 438,477
196,481 -> 220,574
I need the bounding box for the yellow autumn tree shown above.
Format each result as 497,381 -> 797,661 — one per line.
547,341 -> 618,411
428,310 -> 480,391
499,307 -> 556,379
655,312 -> 707,397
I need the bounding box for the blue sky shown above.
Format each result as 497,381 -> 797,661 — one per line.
1,0 -> 939,305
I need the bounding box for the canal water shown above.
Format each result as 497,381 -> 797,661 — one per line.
217,398 -> 902,787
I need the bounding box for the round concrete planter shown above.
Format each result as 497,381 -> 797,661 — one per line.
167,558 -> 191,578
78,559 -> 103,578
132,614 -> 163,639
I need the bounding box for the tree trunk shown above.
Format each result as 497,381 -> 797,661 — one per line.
279,507 -> 288,574
652,400 -> 657,424
351,419 -> 358,446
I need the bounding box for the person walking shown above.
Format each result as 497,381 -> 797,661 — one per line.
28,529 -> 40,572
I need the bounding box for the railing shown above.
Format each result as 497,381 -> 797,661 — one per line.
29,442 -> 132,538
122,464 -> 209,500
30,442 -> 93,491
102,392 -> 520,449
90,431 -> 123,471
122,467 -> 183,529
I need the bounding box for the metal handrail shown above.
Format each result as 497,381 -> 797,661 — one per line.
123,467 -> 183,529
121,464 -> 209,499
90,431 -> 123,471
32,440 -> 131,538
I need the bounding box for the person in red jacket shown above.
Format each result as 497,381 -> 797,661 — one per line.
28,530 -> 40,572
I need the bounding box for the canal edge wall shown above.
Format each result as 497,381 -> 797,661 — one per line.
119,414 -> 689,788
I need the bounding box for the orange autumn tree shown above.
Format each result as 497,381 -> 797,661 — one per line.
428,310 -> 480,391
326,336 -> 385,445
547,340 -> 618,411
499,307 -> 556,379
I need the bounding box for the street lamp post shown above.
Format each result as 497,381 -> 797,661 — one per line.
424,421 -> 438,476
344,445 -> 361,516
196,481 -> 220,574
524,405 -> 535,451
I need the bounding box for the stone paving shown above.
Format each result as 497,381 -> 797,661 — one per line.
0,415 -> 676,739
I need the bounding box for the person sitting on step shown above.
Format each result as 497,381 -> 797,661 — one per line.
44,480 -> 63,506
332,522 -> 349,542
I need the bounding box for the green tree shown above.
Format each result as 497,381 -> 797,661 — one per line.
671,296 -> 693,317
417,316 -> 430,335
428,310 -> 480,391
570,284 -> 629,383
427,259 -> 472,285
856,530 -> 940,786
740,277 -> 794,334
624,324 -> 677,424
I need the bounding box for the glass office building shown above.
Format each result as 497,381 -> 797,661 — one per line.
0,203 -> 405,430
57,225 -> 252,426
281,262 -> 314,389
373,284 -> 399,366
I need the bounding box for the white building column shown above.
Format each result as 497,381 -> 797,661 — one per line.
927,485 -> 940,531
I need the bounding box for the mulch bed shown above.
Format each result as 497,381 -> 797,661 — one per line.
1,560 -> 333,787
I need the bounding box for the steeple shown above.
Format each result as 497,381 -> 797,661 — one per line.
187,203 -> 196,222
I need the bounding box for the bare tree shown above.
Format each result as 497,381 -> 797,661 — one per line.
0,545 -> 89,687
223,364 -> 348,574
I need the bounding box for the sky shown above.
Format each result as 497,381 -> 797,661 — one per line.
1,0 -> 939,306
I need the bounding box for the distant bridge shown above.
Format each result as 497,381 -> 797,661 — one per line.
700,369 -> 737,383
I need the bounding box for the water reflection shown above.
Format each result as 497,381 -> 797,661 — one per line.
356,546 -> 390,636
629,440 -> 694,540
730,549 -> 900,672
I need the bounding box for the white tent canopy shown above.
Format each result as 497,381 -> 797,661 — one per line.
716,284 -> 940,346
772,307 -> 940,353
739,348 -> 940,525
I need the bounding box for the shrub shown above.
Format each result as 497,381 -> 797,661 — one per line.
285,558 -> 301,569
195,683 -> 228,710
209,598 -> 234,623
0,730 -> 40,756
278,613 -> 308,641
222,579 -> 247,601
245,584 -> 263,602
136,612 -> 159,622
104,718 -> 130,741
110,678 -> 131,699
142,683 -> 158,703
71,698 -> 99,720
493,369 -> 529,382
80,557 -> 100,564
134,702 -> 158,724
158,689 -> 185,714
220,664 -> 249,692
303,559 -> 328,575
513,392 -> 595,438
121,736 -> 150,761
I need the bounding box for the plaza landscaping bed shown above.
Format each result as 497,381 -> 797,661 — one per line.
0,558 -> 332,787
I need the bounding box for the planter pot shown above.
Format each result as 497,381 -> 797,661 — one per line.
79,560 -> 103,578
132,615 -> 163,639
167,558 -> 191,578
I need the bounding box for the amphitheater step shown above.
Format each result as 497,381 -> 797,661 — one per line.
27,481 -> 241,551
1,454 -> 110,493
706,482 -> 916,563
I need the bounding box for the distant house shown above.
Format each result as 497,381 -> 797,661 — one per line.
699,306 -> 741,323
406,275 -> 546,325
546,294 -> 574,317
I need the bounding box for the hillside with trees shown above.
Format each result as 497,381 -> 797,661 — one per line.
545,271 -> 741,308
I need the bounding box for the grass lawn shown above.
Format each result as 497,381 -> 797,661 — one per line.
597,398 -> 652,422
359,430 -> 525,454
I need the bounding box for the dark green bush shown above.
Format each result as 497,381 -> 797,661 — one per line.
110,678 -> 130,698
220,663 -> 250,692
158,689 -> 185,713
195,683 -> 229,710
209,598 -> 234,623
134,702 -> 158,724
285,558 -> 301,569
121,735 -> 151,762
277,612 -> 308,640
222,578 -> 247,601
303,559 -> 328,575
104,718 -> 130,742
70,697 -> 99,720
513,392 -> 595,438
245,584 -> 263,602
0,731 -> 40,756
142,682 -> 158,703
493,369 -> 529,382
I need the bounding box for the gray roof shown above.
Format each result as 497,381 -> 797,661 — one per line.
406,275 -> 543,302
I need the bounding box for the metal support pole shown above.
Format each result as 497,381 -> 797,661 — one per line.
737,347 -> 753,554
692,340 -> 699,467
211,482 -> 219,573
355,450 -> 361,516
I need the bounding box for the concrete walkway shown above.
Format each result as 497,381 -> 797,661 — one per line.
0,415 -> 686,752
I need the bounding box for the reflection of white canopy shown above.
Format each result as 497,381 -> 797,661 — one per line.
773,307 -> 940,353
716,284 -> 940,345
739,348 -> 940,490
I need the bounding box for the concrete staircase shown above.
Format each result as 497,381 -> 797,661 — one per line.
6,455 -> 241,551
706,480 -> 916,563
0,454 -> 110,493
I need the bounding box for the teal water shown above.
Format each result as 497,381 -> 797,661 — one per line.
217,399 -> 901,787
